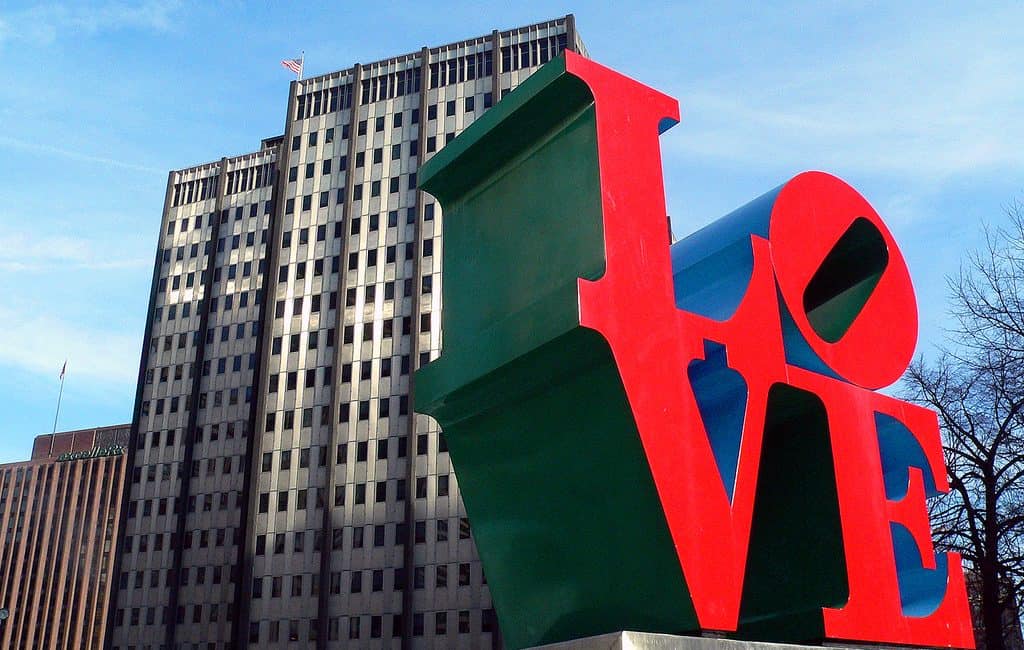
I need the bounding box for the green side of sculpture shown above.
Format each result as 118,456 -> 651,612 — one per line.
415,57 -> 698,649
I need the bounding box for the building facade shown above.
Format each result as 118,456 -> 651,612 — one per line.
109,16 -> 587,650
0,424 -> 130,650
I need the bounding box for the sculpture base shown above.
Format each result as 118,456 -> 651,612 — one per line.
529,633 -> 840,650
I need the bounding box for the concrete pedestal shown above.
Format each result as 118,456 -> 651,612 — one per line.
529,632 -> 826,650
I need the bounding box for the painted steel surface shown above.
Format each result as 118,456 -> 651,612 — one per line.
416,51 -> 974,650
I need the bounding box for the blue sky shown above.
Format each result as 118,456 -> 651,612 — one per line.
0,1 -> 1021,463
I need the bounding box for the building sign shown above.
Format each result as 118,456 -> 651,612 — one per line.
57,445 -> 126,463
416,52 -> 975,649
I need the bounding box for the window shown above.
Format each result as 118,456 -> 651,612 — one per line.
349,615 -> 361,639
446,99 -> 456,116
427,104 -> 437,120
465,96 -> 475,112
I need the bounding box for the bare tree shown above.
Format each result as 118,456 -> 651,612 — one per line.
904,200 -> 1024,650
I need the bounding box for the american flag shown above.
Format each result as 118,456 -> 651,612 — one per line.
281,57 -> 303,76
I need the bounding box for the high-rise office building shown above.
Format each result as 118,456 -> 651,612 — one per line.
109,15 -> 586,650
0,424 -> 130,650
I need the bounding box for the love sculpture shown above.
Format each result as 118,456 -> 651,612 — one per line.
416,51 -> 975,650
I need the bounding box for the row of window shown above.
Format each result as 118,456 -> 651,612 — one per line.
428,51 -> 493,89
113,610 -> 489,650
128,488 -> 241,519
270,275 -> 435,322
361,66 -> 423,104
171,175 -> 218,207
120,563 -> 232,591
294,83 -> 354,121
252,561 -> 475,602
289,35 -> 558,128
151,297 -> 260,348
137,420 -> 246,452
225,162 -> 274,195
256,473 -> 449,515
114,602 -> 235,630
157,256 -> 265,294
283,173 -> 418,213
166,203 -> 270,236
262,394 -> 413,432
260,609 -> 494,643
122,526 -> 237,554
500,33 -> 568,72
256,518 -> 470,558
140,384 -> 256,418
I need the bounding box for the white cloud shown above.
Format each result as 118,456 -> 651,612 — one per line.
662,7 -> 1024,182
0,226 -> 150,272
0,1 -> 181,46
0,307 -> 140,386
0,135 -> 164,175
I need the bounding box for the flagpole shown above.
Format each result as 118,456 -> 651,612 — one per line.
49,363 -> 66,457
53,367 -> 65,435
299,50 -> 304,81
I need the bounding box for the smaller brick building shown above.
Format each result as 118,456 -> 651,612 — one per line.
0,424 -> 129,649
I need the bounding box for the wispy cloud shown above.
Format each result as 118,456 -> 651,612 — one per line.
0,226 -> 150,272
0,135 -> 164,175
0,306 -> 140,386
662,7 -> 1024,183
0,1 -> 181,46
